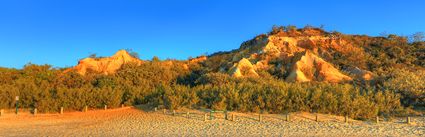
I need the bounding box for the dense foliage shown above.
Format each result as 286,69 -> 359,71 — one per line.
0,26 -> 423,119
0,62 -> 417,119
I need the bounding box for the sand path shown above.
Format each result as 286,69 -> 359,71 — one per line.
0,107 -> 424,137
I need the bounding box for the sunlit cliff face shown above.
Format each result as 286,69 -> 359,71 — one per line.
66,50 -> 143,75
227,28 -> 373,82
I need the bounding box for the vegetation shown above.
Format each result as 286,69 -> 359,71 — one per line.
0,26 -> 423,120
0,62 -> 414,119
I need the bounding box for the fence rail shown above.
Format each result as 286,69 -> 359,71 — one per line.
157,108 -> 419,125
0,106 -> 419,125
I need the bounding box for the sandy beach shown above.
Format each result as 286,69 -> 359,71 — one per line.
0,107 -> 423,137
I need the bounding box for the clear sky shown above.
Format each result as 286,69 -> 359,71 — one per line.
0,0 -> 424,68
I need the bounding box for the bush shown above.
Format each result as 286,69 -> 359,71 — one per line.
383,68 -> 425,107
0,61 -> 410,119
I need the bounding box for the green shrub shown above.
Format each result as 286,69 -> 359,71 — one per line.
0,62 -> 410,119
383,68 -> 425,107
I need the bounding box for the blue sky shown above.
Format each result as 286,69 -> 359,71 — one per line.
0,0 -> 424,68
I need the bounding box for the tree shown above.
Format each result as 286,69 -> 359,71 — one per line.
269,25 -> 284,35
379,31 -> 389,37
89,53 -> 97,58
152,56 -> 160,62
286,25 -> 297,32
383,68 -> 425,106
125,49 -> 140,59
411,32 -> 424,43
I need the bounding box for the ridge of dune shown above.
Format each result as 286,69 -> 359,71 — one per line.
286,51 -> 352,82
224,28 -> 369,82
66,50 -> 143,75
229,58 -> 259,77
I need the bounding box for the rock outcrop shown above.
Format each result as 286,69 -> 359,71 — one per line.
188,56 -> 207,64
222,28 -> 369,82
64,27 -> 375,83
285,51 -> 352,82
66,50 -> 143,75
346,67 -> 374,81
229,58 -> 258,77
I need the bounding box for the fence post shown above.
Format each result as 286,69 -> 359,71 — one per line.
224,111 -> 228,120
232,114 -> 235,121
286,114 -> 290,122
204,113 -> 208,121
60,107 -> 64,114
163,109 -> 166,114
154,107 -> 157,112
172,110 -> 176,116
84,106 -> 88,112
33,108 -> 37,116
407,117 -> 411,124
15,96 -> 19,115
0,109 -> 3,116
104,105 -> 107,110
121,104 -> 124,108
344,115 -> 348,123
376,116 -> 379,124
259,114 -> 262,122
315,114 -> 319,122
186,112 -> 190,118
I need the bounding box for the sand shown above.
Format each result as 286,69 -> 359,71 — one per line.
0,107 -> 423,137
65,50 -> 143,75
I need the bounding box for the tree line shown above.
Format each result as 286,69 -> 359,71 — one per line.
0,60 -> 421,119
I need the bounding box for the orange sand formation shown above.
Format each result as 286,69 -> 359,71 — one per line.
63,29 -> 374,83
227,31 -> 372,82
65,50 -> 143,75
286,51 -> 352,82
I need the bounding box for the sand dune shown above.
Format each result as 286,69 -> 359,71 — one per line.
0,107 -> 423,137
64,50 -> 143,75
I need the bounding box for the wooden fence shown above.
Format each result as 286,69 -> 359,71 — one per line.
0,106 -> 416,125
